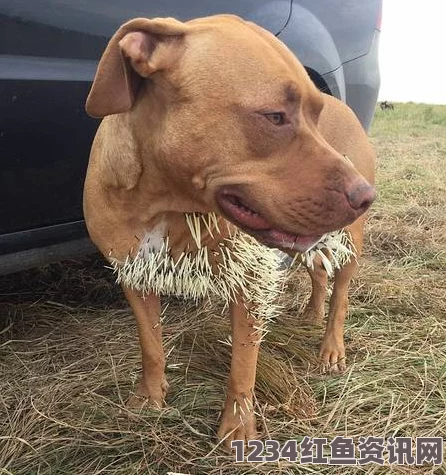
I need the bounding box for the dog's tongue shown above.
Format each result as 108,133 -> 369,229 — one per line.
266,229 -> 321,250
266,228 -> 297,243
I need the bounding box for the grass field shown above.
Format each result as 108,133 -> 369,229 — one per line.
1,103 -> 445,474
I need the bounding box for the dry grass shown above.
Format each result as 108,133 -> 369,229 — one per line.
1,103 -> 446,474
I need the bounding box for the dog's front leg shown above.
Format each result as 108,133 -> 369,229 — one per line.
217,299 -> 258,448
320,220 -> 365,373
123,287 -> 168,409
301,253 -> 329,324
320,262 -> 355,374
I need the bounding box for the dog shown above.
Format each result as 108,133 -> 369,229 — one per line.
380,100 -> 394,110
83,15 -> 375,447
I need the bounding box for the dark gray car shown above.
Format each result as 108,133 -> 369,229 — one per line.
0,0 -> 381,274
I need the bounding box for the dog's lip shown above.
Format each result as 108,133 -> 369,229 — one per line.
216,190 -> 323,253
256,229 -> 324,252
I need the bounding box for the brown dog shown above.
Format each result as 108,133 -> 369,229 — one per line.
84,15 -> 375,447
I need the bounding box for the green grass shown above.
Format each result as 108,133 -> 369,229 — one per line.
372,102 -> 446,136
1,103 -> 445,474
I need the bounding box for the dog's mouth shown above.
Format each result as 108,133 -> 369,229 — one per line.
216,190 -> 323,253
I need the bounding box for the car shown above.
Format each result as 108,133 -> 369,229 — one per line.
0,0 -> 382,274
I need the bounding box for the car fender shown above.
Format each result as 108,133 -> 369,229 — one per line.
245,1 -> 293,35
276,3 -> 346,101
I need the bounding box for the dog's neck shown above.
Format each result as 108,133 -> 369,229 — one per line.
87,113 -> 219,260
131,211 -> 235,262
97,112 -> 211,216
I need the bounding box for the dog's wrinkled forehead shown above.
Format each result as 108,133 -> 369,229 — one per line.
178,16 -> 323,115
185,16 -> 309,88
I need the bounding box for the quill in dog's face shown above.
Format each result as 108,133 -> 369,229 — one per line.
86,15 -> 375,254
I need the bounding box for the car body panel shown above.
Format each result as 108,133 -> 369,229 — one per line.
0,79 -> 95,234
289,0 -> 380,67
341,31 -> 381,131
0,0 -> 291,40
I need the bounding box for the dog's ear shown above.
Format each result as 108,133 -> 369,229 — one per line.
86,17 -> 187,118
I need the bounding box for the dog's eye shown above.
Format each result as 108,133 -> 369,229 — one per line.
264,112 -> 286,126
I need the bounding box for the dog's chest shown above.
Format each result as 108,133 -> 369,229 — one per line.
138,221 -> 168,257
109,213 -> 354,323
110,214 -> 284,318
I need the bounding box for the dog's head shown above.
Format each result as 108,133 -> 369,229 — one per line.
86,15 -> 375,253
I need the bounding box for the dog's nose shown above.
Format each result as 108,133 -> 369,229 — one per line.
345,181 -> 376,212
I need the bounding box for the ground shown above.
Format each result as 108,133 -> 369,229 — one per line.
1,103 -> 445,474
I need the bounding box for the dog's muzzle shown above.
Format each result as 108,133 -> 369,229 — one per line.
216,188 -> 323,253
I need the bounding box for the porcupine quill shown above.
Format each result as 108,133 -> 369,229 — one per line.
109,212 -> 355,344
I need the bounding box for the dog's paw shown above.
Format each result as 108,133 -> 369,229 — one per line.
319,333 -> 346,374
217,393 -> 257,450
126,375 -> 169,410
